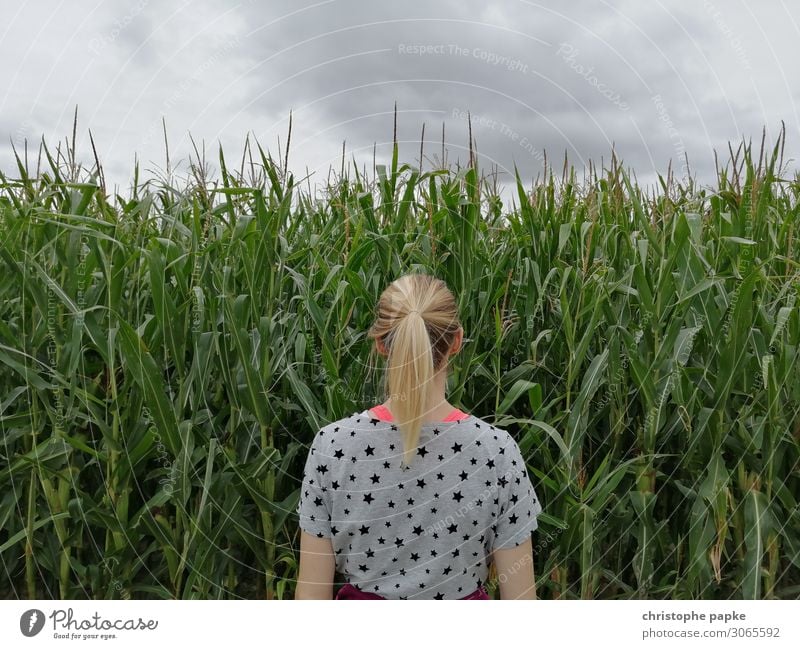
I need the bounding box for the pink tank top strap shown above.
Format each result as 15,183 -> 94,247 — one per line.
368,405 -> 470,423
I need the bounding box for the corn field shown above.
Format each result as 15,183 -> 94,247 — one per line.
0,118 -> 798,600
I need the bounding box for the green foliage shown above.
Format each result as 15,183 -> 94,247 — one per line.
0,123 -> 798,600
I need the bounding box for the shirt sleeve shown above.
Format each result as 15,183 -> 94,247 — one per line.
491,435 -> 543,550
296,429 -> 333,538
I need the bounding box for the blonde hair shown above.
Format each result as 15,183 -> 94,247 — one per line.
367,274 -> 462,468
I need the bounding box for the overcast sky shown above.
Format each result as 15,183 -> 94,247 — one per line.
1,0 -> 798,200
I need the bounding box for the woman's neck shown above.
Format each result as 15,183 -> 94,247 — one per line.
383,370 -> 454,424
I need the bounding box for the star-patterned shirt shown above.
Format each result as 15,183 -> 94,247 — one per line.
297,406 -> 543,599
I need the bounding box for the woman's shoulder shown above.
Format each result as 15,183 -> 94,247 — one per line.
456,414 -> 524,456
308,410 -> 378,446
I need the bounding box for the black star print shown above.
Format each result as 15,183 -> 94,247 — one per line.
299,411 -> 538,600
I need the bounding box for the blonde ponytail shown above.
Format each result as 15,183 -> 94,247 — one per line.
367,274 -> 461,468
387,310 -> 435,467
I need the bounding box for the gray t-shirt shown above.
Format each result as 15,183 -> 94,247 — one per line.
297,409 -> 543,599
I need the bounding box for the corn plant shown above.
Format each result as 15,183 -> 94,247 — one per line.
0,116 -> 797,599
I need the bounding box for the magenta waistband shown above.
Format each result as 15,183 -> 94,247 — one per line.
335,582 -> 489,600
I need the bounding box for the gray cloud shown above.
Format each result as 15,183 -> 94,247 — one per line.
1,0 -> 797,197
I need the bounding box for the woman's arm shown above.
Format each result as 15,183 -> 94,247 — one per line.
491,537 -> 537,600
294,530 -> 336,599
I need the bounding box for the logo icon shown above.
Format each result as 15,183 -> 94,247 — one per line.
20,609 -> 45,637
